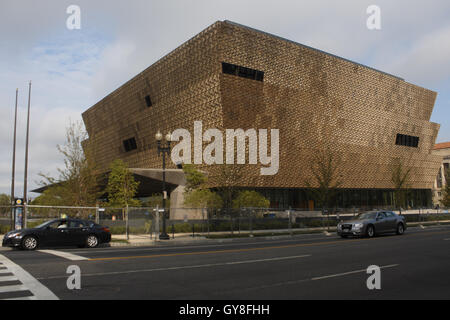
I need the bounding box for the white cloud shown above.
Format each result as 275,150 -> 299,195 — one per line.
0,34 -> 104,196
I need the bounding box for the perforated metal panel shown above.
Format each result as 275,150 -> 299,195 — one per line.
82,20 -> 441,191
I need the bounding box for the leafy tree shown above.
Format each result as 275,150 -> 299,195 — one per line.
37,121 -> 101,206
183,164 -> 222,209
391,157 -> 412,212
211,165 -> 243,210
105,159 -> 140,207
185,189 -> 223,209
31,188 -> 66,206
232,190 -> 270,209
183,164 -> 207,193
0,194 -> 11,215
0,193 -> 11,206
143,193 -> 170,208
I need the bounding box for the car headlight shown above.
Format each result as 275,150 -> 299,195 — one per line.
353,223 -> 363,229
7,232 -> 22,238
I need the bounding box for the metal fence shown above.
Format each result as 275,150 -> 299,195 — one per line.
1,205 -> 449,238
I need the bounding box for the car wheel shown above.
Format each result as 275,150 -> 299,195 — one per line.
396,223 -> 405,235
22,236 -> 38,251
86,235 -> 99,248
366,225 -> 375,238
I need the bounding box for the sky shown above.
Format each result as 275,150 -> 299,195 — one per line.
0,0 -> 449,198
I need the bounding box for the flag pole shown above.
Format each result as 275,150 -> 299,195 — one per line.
23,81 -> 32,229
11,88 -> 18,230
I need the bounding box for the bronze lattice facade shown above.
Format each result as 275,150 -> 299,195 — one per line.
82,20 -> 441,209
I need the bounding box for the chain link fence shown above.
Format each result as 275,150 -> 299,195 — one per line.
0,205 -> 449,238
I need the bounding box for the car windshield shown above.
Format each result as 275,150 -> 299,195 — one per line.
357,212 -> 378,220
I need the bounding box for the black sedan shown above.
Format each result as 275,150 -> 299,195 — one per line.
2,218 -> 111,250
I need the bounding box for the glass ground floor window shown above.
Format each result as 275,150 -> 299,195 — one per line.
242,188 -> 432,210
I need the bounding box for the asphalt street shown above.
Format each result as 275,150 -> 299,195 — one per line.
1,225 -> 450,300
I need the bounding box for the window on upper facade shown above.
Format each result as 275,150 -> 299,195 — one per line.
395,134 -> 419,148
145,95 -> 152,107
222,62 -> 264,82
123,137 -> 137,152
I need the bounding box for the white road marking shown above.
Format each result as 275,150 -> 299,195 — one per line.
3,296 -> 37,300
0,254 -> 58,300
225,255 -> 311,265
38,249 -> 89,261
0,276 -> 19,282
218,264 -> 401,294
311,264 -> 399,281
37,254 -> 311,280
0,269 -> 11,274
0,285 -> 28,293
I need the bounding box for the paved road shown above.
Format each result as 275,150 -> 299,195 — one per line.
1,226 -> 450,300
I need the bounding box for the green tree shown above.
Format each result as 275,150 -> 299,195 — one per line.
0,193 -> 11,205
391,157 -> 412,212
211,165 -> 243,210
105,159 -> 140,207
183,164 -> 207,193
0,194 -> 11,215
182,164 -> 222,209
31,187 -> 66,206
232,190 -> 270,209
143,193 -> 170,208
185,189 -> 223,209
37,121 -> 101,206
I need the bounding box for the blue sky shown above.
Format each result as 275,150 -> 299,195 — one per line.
0,0 -> 449,197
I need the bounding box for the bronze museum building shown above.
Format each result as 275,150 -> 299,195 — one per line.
81,20 -> 442,211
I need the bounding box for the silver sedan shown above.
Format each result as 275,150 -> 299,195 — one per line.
337,211 -> 407,238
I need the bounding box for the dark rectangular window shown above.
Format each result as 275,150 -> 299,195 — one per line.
221,62 -> 264,82
123,137 -> 137,152
238,66 -> 256,79
222,62 -> 237,75
255,71 -> 264,81
145,95 -> 152,107
395,134 -> 419,148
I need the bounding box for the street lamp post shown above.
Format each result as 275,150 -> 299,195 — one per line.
155,131 -> 172,240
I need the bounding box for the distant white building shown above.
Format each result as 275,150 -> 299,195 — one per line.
432,142 -> 450,207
